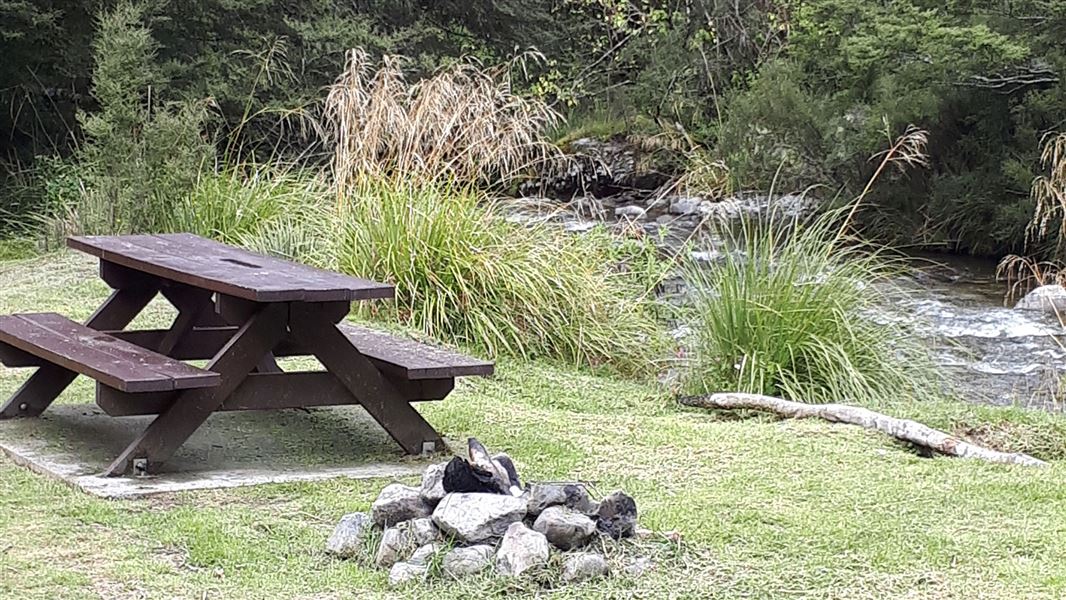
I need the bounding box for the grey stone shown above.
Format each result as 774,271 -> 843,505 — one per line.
496,522 -> 550,577
419,463 -> 448,507
625,556 -> 654,577
1016,285 -> 1066,314
375,526 -> 416,568
324,512 -> 371,558
406,517 -> 440,546
388,562 -> 428,587
668,196 -> 703,216
562,552 -> 609,583
533,506 -> 597,550
596,490 -> 638,539
372,483 -> 430,527
614,205 -> 645,218
527,483 -> 598,517
432,492 -> 527,544
442,544 -> 495,578
408,542 -> 444,566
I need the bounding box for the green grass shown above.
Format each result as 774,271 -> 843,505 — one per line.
681,208 -> 936,406
170,173 -> 670,375
0,252 -> 1064,598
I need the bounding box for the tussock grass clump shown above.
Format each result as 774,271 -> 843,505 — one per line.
681,208 -> 935,405
324,48 -> 561,196
332,179 -> 668,374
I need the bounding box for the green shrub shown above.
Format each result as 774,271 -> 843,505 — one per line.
53,1 -> 213,240
681,207 -> 935,404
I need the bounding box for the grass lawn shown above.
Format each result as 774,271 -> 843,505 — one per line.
1,251 -> 1065,599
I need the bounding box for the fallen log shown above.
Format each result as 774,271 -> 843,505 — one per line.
679,393 -> 1048,468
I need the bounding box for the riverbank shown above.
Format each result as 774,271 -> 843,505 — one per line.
1,251 -> 1065,599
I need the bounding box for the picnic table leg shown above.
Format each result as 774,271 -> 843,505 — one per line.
102,302 -> 288,476
289,304 -> 445,455
0,287 -> 157,419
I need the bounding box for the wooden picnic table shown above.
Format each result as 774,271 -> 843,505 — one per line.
0,233 -> 492,476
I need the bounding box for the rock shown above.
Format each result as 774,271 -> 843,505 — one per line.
625,556 -> 654,577
375,526 -> 415,568
533,506 -> 597,550
408,542 -> 444,566
1015,285 -> 1066,314
562,552 -> 609,583
615,205 -> 645,218
324,512 -> 371,558
372,483 -> 430,527
388,562 -> 427,587
432,492 -> 527,544
668,196 -> 703,216
496,522 -> 550,577
596,490 -> 638,539
406,517 -> 440,546
442,544 -> 495,578
419,463 -> 448,507
527,483 -> 598,517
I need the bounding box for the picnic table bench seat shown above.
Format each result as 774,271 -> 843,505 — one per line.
0,313 -> 220,393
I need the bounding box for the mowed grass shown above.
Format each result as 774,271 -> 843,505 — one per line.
0,252 -> 1065,599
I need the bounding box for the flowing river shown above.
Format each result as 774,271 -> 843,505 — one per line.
507,195 -> 1066,412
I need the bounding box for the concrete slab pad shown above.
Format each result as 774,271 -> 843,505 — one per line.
0,404 -> 440,498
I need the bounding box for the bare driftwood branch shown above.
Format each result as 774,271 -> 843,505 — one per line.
679,393 -> 1048,467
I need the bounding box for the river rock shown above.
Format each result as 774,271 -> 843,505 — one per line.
442,544 -> 495,577
432,492 -> 527,544
408,542 -> 444,566
419,463 -> 448,507
562,552 -> 609,583
668,196 -> 703,216
375,526 -> 416,568
615,205 -> 645,218
496,522 -> 550,577
324,512 -> 371,558
527,483 -> 598,517
372,483 -> 430,527
596,490 -> 638,539
1015,284 -> 1066,314
533,506 -> 597,550
405,517 -> 440,546
388,562 -> 427,587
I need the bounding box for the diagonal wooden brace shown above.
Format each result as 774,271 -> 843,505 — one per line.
102,302 -> 289,476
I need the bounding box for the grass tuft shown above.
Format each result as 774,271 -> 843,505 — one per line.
680,205 -> 936,405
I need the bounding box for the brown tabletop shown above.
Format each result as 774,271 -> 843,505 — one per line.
68,233 -> 395,302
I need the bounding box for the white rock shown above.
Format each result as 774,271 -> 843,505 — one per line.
324,512 -> 371,558
668,196 -> 703,215
442,544 -> 495,578
527,483 -> 598,517
615,205 -> 645,218
496,522 -> 550,577
562,552 -> 609,583
375,526 -> 415,568
408,542 -> 444,566
419,463 -> 448,507
432,493 -> 527,545
1015,284 -> 1066,315
406,517 -> 440,546
533,506 -> 597,550
372,483 -> 430,527
388,562 -> 427,587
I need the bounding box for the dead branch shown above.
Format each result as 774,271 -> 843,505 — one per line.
679,393 -> 1048,467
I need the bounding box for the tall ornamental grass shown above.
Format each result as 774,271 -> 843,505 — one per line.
681,207 -> 935,405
